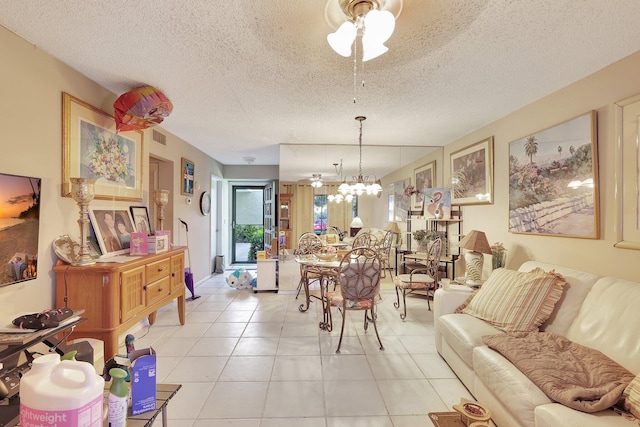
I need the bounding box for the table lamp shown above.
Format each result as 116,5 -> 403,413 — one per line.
350,216 -> 364,237
458,230 -> 492,285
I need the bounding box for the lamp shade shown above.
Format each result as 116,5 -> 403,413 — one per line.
384,221 -> 400,234
350,217 -> 364,228
459,230 -> 492,254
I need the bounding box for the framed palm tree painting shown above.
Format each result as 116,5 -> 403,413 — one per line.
508,111 -> 599,238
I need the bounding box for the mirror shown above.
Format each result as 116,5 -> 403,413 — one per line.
279,144 -> 444,185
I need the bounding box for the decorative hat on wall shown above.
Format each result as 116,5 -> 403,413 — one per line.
113,85 -> 173,132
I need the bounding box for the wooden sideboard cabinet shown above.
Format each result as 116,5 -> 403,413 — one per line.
53,247 -> 187,359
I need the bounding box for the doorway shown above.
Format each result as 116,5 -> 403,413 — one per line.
231,186 -> 265,264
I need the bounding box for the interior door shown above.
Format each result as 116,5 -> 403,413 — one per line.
231,186 -> 264,264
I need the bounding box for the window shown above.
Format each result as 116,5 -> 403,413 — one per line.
314,195 -> 327,234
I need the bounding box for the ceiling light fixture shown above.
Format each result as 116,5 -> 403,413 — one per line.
325,0 -> 402,103
310,173 -> 323,188
326,0 -> 400,62
338,116 -> 382,197
328,160 -> 354,204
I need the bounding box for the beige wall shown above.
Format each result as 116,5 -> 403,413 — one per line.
0,25 -> 223,324
2,21 -> 639,329
442,52 -> 640,282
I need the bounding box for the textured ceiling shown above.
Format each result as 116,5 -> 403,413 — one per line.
2,1 -> 640,182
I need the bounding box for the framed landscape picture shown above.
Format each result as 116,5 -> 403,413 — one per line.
62,92 -> 144,201
412,161 -> 435,210
450,137 -> 493,205
508,111 -> 599,238
393,178 -> 410,222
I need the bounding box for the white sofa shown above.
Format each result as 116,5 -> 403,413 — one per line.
433,261 -> 640,427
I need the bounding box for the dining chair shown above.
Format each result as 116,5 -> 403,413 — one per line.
351,231 -> 379,250
294,232 -> 324,299
326,247 -> 384,353
378,230 -> 394,278
393,237 -> 442,319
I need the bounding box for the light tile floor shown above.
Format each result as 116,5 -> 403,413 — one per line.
126,265 -> 473,427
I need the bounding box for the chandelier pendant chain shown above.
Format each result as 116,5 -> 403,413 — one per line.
358,117 -> 364,179
352,17 -> 366,104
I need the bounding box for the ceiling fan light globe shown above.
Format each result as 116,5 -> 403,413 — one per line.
364,9 -> 395,43
362,40 -> 388,61
327,21 -> 357,57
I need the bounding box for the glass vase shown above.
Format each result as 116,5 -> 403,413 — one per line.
492,251 -> 506,270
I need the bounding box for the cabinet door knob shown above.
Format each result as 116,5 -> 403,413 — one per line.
158,287 -> 163,292
158,267 -> 165,272
143,285 -> 147,290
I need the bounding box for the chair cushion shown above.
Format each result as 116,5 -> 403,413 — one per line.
328,292 -> 374,309
459,267 -> 566,333
394,274 -> 434,290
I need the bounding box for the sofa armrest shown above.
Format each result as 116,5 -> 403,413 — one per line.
434,285 -> 473,317
433,285 -> 474,354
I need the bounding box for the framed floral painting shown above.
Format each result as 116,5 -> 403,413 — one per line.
62,92 -> 144,201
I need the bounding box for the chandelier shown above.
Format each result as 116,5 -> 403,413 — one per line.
327,160 -> 354,204
326,0 -> 401,62
310,174 -> 323,188
338,116 -> 382,197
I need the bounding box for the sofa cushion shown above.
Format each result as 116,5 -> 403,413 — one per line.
438,313 -> 502,367
623,373 -> 640,419
459,267 -> 566,333
473,346 -> 552,426
566,277 -> 640,374
517,261 -> 601,335
535,403 -> 634,427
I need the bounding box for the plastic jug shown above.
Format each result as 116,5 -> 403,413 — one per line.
20,353 -> 105,427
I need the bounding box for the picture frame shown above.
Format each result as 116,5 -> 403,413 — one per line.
181,157 -> 195,196
393,178 -> 411,222
62,92 -> 144,201
614,95 -> 640,249
387,184 -> 394,222
508,111 -> 599,239
0,173 -> 41,287
130,206 -> 152,235
88,207 -> 136,256
450,136 -> 494,205
412,161 -> 436,210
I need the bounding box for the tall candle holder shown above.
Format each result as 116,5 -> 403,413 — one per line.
154,189 -> 169,230
70,177 -> 96,266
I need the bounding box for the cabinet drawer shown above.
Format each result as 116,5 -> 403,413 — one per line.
145,276 -> 170,306
146,259 -> 171,283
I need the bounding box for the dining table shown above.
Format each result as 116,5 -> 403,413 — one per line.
294,254 -> 341,331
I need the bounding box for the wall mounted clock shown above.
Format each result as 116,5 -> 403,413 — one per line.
199,191 -> 211,215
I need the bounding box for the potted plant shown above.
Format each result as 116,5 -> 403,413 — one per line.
413,229 -> 439,252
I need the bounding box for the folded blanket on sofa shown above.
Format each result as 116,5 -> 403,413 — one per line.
483,332 -> 635,413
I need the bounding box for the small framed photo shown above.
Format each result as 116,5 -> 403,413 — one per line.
181,157 -> 195,196
88,207 -> 136,256
130,206 -> 152,235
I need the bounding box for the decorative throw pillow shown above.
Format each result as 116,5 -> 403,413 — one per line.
454,290 -> 478,313
460,267 -> 566,333
623,373 -> 640,419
